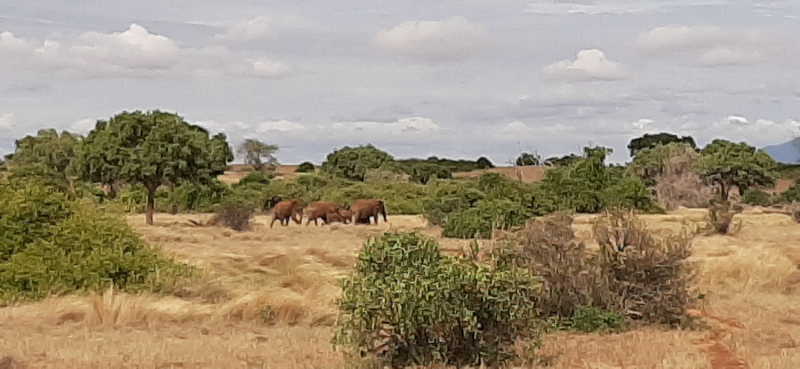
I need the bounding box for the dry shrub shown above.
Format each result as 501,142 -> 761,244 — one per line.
592,211 -> 696,327
705,199 -> 743,235
509,211 -> 696,328
653,146 -> 715,210
213,204 -> 254,231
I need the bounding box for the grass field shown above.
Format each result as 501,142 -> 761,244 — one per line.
1,209 -> 799,368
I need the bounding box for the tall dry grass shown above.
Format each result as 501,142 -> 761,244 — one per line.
0,210 -> 799,368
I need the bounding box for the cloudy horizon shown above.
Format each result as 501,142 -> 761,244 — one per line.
1,1 -> 799,165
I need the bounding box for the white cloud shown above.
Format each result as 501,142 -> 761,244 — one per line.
632,118 -> 655,131
214,15 -> 272,43
68,118 -> 97,135
194,120 -> 251,134
541,49 -> 626,82
719,115 -> 750,126
635,25 -> 797,68
372,16 -> 490,62
698,47 -> 764,67
518,84 -> 635,108
524,1 -> 662,15
248,58 -> 294,78
0,24 -> 292,79
0,113 -> 16,136
635,25 -> 726,54
257,120 -> 307,133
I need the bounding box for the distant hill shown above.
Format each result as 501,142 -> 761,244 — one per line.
763,138 -> 800,164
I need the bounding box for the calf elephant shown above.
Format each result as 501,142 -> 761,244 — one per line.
270,199 -> 305,228
350,199 -> 388,225
327,209 -> 352,224
306,201 -> 351,226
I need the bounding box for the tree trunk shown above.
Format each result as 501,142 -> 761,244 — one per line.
146,186 -> 156,225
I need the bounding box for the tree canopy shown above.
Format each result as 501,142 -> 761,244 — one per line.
321,144 -> 394,181
693,139 -> 778,200
237,139 -> 279,172
627,133 -> 696,157
72,110 -> 233,224
515,152 -> 542,166
6,128 -> 82,194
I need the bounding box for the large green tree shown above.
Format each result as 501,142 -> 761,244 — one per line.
627,132 -> 696,157
6,128 -> 82,193
237,139 -> 279,172
321,144 -> 394,181
72,110 -> 233,225
693,139 -> 778,200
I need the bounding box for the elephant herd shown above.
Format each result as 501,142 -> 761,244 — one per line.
269,198 -> 388,228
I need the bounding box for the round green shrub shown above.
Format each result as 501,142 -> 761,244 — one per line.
296,161 -> 315,173
334,232 -> 541,367
0,182 -> 194,303
742,188 -> 773,207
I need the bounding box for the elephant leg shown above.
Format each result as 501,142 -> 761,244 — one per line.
270,216 -> 278,229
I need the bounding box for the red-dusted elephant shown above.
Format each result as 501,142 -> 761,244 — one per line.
305,201 -> 351,226
270,199 -> 305,228
350,199 -> 388,225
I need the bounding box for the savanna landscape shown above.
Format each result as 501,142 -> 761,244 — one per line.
2,111 -> 800,369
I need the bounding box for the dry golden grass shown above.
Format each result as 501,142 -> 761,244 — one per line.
1,209 -> 800,368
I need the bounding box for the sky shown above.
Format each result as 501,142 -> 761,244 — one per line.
1,0 -> 799,165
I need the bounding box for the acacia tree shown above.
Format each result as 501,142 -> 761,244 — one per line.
628,132 -> 696,157
693,139 -> 778,200
237,139 -> 279,172
73,110 -> 233,225
7,129 -> 82,193
321,144 -> 394,181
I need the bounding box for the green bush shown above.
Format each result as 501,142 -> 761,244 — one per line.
0,182 -> 195,303
441,199 -> 532,239
235,171 -> 273,186
407,163 -> 452,184
296,161 -> 315,173
334,232 -> 542,367
742,188 -> 773,207
782,183 -> 800,203
566,305 -> 625,333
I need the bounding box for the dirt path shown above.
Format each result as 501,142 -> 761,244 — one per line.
688,310 -> 749,369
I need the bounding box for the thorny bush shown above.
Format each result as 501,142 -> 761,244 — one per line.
502,211 -> 696,329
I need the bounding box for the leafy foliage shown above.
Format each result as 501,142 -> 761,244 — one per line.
516,152 -> 542,166
782,183 -> 800,203
742,188 -> 773,207
296,161 -> 315,173
565,305 -> 625,333
334,232 -> 542,367
237,139 -> 279,172
407,163 -> 452,184
321,144 -> 394,181
627,132 -> 696,157
72,110 -> 233,224
0,181 -> 194,303
536,146 -> 663,214
397,156 -> 494,173
694,139 -> 778,200
8,128 -> 81,179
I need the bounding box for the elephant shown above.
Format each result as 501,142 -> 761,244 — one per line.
327,209 -> 352,224
350,199 -> 388,225
270,199 -> 305,228
305,201 -> 351,226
